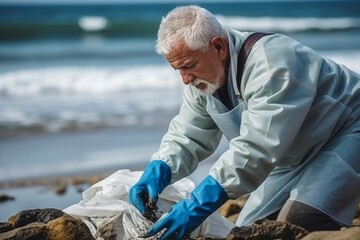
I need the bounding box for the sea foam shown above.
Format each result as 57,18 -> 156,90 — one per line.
217,15 -> 360,32
78,16 -> 109,32
0,65 -> 181,97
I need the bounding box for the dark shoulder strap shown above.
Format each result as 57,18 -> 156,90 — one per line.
236,32 -> 273,96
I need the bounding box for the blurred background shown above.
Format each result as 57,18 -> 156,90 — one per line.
0,0 -> 360,220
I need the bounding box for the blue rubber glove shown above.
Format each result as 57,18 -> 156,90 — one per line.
129,160 -> 171,216
146,175 -> 229,240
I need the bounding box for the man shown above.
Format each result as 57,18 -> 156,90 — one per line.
129,5 -> 360,240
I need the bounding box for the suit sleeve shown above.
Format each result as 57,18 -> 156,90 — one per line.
151,85 -> 222,183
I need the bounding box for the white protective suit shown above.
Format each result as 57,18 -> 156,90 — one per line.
151,29 -> 360,227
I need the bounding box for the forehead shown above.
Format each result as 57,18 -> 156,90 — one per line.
165,42 -> 202,68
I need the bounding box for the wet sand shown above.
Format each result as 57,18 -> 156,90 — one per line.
0,157 -> 218,221
0,173 -> 111,221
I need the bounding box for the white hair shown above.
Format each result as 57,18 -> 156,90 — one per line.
155,5 -> 227,55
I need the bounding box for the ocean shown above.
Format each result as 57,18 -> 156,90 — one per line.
0,0 -> 360,220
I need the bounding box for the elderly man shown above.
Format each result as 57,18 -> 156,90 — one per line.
129,5 -> 360,240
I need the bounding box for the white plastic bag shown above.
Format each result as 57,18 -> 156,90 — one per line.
64,169 -> 235,239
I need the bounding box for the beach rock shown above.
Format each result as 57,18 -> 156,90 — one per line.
0,208 -> 94,240
219,197 -> 248,224
47,214 -> 95,240
219,199 -> 244,219
0,194 -> 15,203
301,227 -> 360,240
352,203 -> 360,226
219,197 -> 360,240
0,223 -> 13,234
226,219 -> 309,240
1,198 -> 359,240
7,208 -> 65,228
0,222 -> 48,239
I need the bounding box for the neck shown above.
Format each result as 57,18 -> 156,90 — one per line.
219,55 -> 230,88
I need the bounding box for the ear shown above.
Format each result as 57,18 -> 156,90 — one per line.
210,37 -> 227,60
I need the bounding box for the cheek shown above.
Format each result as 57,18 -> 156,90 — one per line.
209,54 -> 223,69
202,60 -> 221,76
196,55 -> 224,82
209,59 -> 224,79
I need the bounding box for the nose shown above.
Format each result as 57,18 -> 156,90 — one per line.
180,70 -> 195,85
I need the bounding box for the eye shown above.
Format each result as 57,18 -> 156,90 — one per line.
182,62 -> 196,70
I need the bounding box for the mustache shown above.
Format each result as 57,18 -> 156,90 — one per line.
190,78 -> 220,96
192,78 -> 207,87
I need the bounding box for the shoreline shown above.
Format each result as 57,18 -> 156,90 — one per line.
0,172 -> 116,221
0,172 -> 112,191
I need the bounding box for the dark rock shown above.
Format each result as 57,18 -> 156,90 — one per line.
226,219 -> 309,240
0,223 -> 48,240
0,208 -> 94,240
301,226 -> 360,240
55,184 -> 67,195
353,203 -> 360,226
8,208 -> 65,228
0,195 -> 15,203
0,223 -> 13,234
219,198 -> 247,219
47,214 -> 95,240
222,203 -> 242,218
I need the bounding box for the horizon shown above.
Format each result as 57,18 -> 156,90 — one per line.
0,0 -> 354,5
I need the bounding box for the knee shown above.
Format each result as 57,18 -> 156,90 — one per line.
277,200 -> 341,232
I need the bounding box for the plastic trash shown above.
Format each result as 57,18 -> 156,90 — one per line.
64,169 -> 235,240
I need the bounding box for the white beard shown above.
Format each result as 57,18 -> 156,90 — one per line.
191,78 -> 221,96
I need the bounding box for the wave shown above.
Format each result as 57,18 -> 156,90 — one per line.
1,50 -> 359,98
1,15 -> 359,41
0,65 -> 181,96
217,15 -> 360,33
0,68 -> 182,137
0,50 -> 359,137
78,16 -> 109,32
0,104 -> 177,138
0,19 -> 160,41
0,65 -> 182,136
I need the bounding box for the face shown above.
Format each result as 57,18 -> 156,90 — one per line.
165,37 -> 228,96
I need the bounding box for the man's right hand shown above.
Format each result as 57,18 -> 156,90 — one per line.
129,160 -> 171,216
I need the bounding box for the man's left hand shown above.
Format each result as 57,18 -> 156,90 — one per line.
146,198 -> 204,239
145,175 -> 229,240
